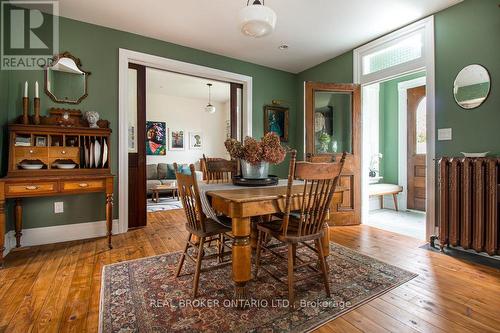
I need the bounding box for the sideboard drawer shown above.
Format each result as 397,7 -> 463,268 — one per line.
6,182 -> 58,196
14,147 -> 48,159
61,179 -> 105,192
49,147 -> 79,159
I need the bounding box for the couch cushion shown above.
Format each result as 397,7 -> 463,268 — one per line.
158,163 -> 168,179
146,164 -> 158,180
147,179 -> 162,190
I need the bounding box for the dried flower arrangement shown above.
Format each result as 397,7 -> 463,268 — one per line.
225,132 -> 286,165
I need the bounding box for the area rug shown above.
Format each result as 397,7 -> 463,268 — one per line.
100,243 -> 417,332
146,197 -> 182,212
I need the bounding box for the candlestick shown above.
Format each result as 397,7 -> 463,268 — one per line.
33,97 -> 40,125
22,97 -> 29,125
35,81 -> 39,98
24,81 -> 28,98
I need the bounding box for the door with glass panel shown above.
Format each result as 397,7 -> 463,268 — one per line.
305,82 -> 361,226
407,85 -> 426,211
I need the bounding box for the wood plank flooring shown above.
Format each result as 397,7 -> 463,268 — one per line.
1,209 -> 499,332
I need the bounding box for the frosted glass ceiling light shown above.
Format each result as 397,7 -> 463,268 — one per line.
205,83 -> 216,114
239,0 -> 277,38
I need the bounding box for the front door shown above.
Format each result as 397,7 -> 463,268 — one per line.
305,82 -> 361,225
407,85 -> 426,211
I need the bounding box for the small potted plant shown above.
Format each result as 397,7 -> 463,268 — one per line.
225,132 -> 286,179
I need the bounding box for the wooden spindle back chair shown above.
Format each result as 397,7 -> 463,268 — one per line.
203,155 -> 238,184
174,163 -> 232,297
281,152 -> 347,240
255,151 -> 347,305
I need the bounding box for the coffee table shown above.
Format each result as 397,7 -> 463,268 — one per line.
151,183 -> 178,203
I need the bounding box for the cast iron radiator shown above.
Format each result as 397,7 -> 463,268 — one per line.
437,157 -> 499,255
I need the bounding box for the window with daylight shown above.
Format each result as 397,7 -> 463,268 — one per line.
362,32 -> 423,76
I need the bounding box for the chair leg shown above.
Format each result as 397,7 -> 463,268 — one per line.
316,239 -> 331,298
218,234 -> 225,263
393,193 -> 399,211
175,233 -> 191,277
254,230 -> 263,279
193,237 -> 205,298
287,243 -> 295,306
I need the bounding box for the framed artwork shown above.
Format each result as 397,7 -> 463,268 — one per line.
189,131 -> 203,149
146,121 -> 166,155
264,105 -> 289,142
35,136 -> 47,147
169,129 -> 185,151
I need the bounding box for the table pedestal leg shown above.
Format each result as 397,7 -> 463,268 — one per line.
232,217 -> 251,302
15,199 -> 23,248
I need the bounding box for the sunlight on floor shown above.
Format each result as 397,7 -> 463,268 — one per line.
366,209 -> 426,240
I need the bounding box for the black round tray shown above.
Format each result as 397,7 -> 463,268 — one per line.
232,175 -> 279,187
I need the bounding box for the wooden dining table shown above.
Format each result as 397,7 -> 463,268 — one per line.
206,183 -> 345,299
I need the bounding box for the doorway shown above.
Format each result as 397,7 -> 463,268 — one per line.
354,17 -> 435,241
363,73 -> 427,240
118,49 -> 253,233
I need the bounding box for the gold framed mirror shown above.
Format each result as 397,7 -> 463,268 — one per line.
44,52 -> 90,104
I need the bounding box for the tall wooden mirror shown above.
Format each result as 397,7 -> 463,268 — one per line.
305,82 -> 361,226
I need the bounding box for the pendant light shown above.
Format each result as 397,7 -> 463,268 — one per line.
239,0 -> 277,38
205,83 -> 216,114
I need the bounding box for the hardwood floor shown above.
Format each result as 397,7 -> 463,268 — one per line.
1,209 -> 499,332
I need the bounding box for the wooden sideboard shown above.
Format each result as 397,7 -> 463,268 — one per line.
0,111 -> 114,267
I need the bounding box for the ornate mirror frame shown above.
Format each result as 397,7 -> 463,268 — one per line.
44,51 -> 91,104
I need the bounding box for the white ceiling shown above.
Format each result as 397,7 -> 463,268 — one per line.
146,68 -> 230,103
57,0 -> 462,73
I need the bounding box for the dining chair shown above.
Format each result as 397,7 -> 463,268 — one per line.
202,154 -> 238,184
306,153 -> 336,163
174,163 -> 233,297
254,150 -> 347,305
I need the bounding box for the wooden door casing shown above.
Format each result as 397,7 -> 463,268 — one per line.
305,82 -> 361,226
407,85 -> 426,211
128,63 -> 147,228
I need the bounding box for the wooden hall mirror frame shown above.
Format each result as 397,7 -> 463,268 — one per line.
305,82 -> 361,226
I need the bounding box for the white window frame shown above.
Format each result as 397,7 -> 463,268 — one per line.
354,17 -> 436,242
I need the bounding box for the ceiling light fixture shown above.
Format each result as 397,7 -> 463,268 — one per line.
239,0 -> 277,38
205,83 -> 216,114
278,43 -> 289,50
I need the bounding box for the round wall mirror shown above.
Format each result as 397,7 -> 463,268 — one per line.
453,64 -> 490,109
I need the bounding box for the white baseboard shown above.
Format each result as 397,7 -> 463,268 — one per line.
3,219 -> 121,257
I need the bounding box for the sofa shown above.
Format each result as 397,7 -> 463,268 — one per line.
146,163 -> 203,195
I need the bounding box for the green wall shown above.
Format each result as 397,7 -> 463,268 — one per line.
434,0 -> 499,156
1,14 -> 297,229
379,71 -> 426,184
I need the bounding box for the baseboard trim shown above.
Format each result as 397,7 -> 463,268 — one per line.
3,219 -> 121,257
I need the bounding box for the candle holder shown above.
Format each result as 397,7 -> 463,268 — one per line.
33,97 -> 40,125
22,97 -> 29,125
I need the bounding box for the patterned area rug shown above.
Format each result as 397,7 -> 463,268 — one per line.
100,243 -> 416,332
146,197 -> 182,212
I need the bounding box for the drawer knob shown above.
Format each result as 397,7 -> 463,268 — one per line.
79,183 -> 89,188
29,149 -> 34,154
61,150 -> 66,154
25,185 -> 39,190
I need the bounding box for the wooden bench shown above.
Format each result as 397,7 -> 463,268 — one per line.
369,183 -> 403,211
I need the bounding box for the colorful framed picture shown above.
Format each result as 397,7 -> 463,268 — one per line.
169,129 -> 185,151
264,105 -> 289,142
146,121 -> 166,155
189,132 -> 203,150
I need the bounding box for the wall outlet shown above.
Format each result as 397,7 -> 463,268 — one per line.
438,128 -> 452,141
54,202 -> 64,214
